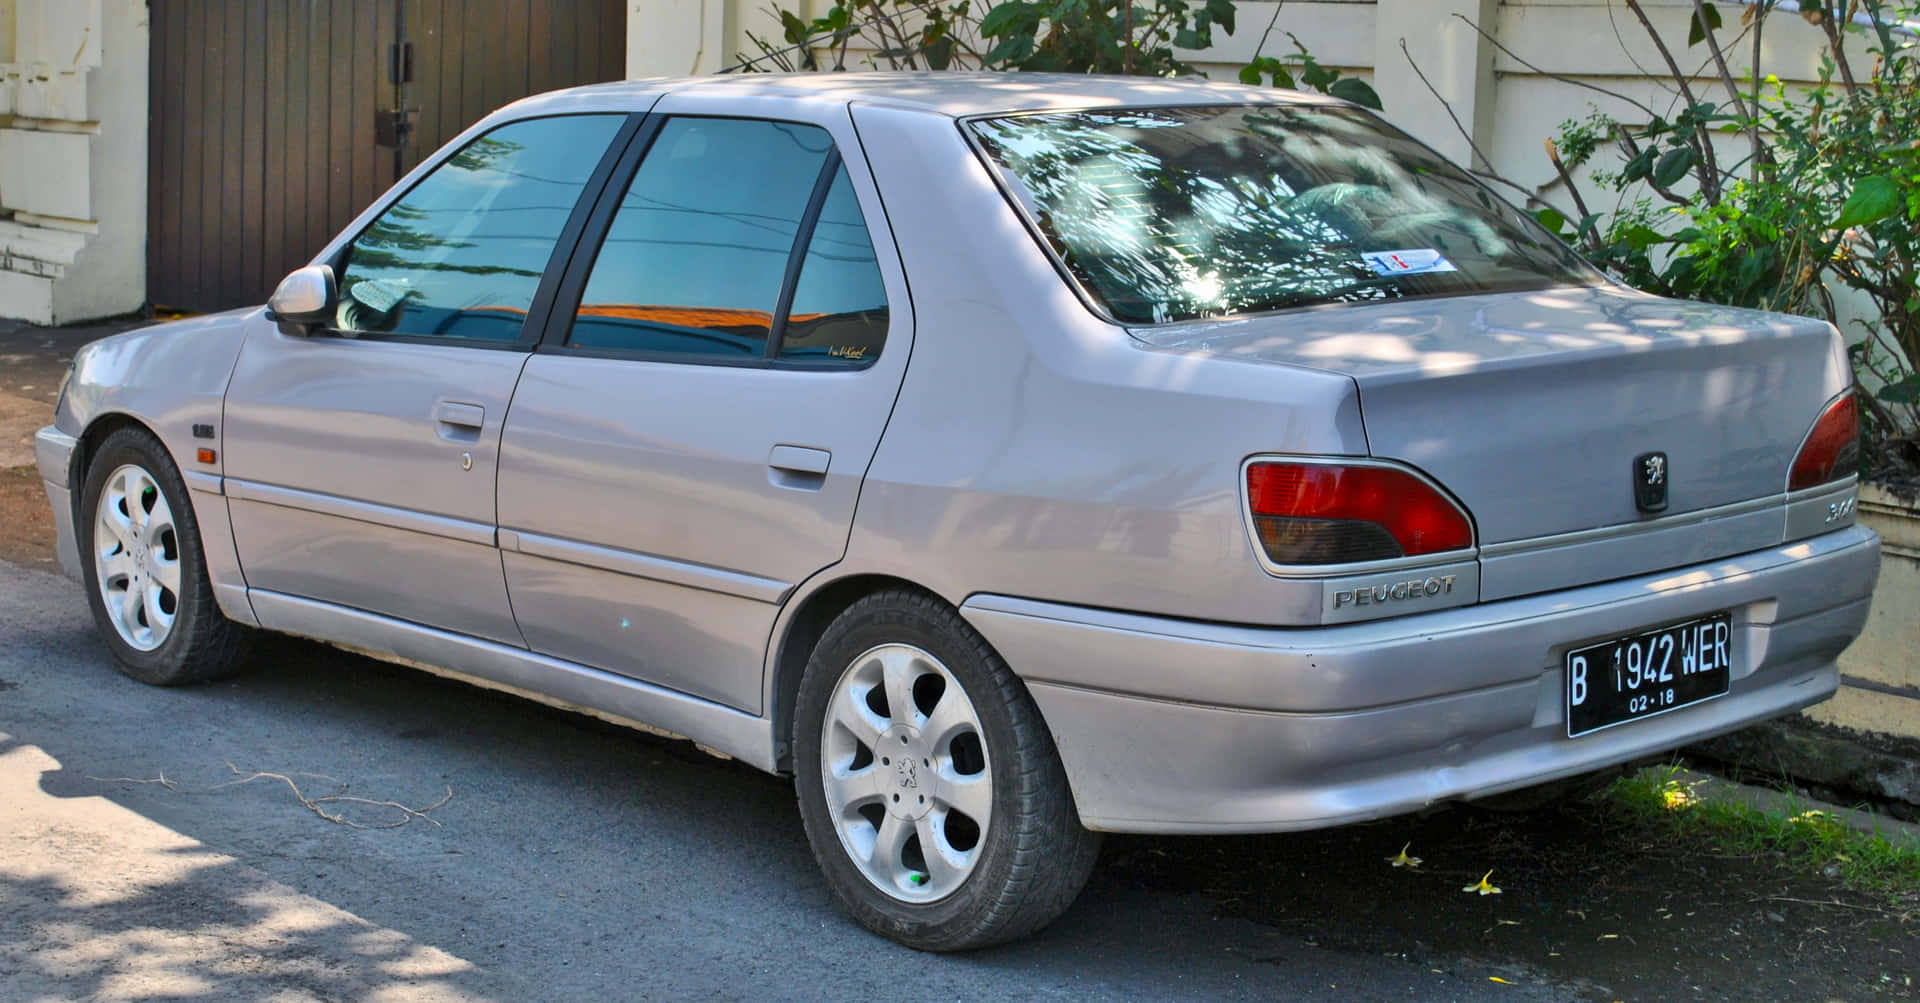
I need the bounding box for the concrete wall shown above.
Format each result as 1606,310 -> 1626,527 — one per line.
0,0 -> 146,325
626,0 -> 1840,190
1819,487 -> 1920,741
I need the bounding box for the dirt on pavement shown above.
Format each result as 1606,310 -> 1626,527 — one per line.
0,317 -> 144,569
0,466 -> 57,570
1110,790 -> 1917,1000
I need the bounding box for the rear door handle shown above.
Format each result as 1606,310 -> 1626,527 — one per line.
768,444 -> 831,489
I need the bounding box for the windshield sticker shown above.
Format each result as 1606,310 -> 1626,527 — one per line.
1360,248 -> 1458,277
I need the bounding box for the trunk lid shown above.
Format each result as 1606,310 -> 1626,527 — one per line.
1140,285 -> 1848,596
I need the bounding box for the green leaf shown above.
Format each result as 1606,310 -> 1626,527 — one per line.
779,9 -> 810,44
1535,207 -> 1568,235
1834,175 -> 1905,229
1621,224 -> 1666,252
1327,77 -> 1382,110
1622,148 -> 1656,182
1735,248 -> 1770,291
1653,146 -> 1696,188
1686,2 -> 1722,47
1878,374 -> 1920,405
978,2 -> 1032,37
924,34 -> 956,69
1205,0 -> 1236,35
983,35 -> 1033,64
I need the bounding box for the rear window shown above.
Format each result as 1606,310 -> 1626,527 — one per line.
967,104 -> 1600,325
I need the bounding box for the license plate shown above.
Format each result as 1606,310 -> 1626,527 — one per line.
1565,612 -> 1733,738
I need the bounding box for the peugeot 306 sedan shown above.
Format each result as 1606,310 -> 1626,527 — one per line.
36,73 -> 1880,950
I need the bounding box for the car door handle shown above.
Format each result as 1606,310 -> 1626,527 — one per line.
436,401 -> 486,428
768,445 -> 831,490
435,401 -> 486,444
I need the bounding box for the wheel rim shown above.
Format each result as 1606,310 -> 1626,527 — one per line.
820,643 -> 993,903
93,463 -> 181,652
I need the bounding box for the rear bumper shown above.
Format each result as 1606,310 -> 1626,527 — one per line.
33,425 -> 80,580
961,525 -> 1881,834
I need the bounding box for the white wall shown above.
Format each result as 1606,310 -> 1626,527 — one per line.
0,0 -> 146,325
626,0 -> 1844,215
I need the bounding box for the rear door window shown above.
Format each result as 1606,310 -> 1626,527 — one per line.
776,165 -> 889,367
565,118 -> 833,360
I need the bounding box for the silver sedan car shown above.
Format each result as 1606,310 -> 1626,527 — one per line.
35,73 -> 1880,950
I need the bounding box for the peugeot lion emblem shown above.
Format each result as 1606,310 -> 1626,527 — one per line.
1633,451 -> 1669,513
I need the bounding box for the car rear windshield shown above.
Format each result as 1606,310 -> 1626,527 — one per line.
967,104 -> 1601,325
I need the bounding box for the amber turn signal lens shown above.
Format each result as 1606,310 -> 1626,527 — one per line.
197,448 -> 217,464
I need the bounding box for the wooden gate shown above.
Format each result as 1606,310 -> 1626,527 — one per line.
148,0 -> 627,313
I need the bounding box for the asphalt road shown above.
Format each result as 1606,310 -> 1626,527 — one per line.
0,559 -> 1559,1001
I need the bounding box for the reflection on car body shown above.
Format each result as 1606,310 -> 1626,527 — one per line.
34,73 -> 1879,952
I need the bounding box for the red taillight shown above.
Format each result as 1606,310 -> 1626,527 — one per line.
1246,461 -> 1474,565
1788,393 -> 1860,491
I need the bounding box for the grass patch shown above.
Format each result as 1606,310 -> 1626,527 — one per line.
1603,764 -> 1920,899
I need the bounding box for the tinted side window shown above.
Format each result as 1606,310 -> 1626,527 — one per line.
567,118 -> 833,359
335,115 -> 624,341
777,166 -> 889,367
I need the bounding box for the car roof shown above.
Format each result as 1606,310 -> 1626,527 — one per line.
510,71 -> 1341,119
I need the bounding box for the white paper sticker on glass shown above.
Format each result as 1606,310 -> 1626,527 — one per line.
1360,248 -> 1458,276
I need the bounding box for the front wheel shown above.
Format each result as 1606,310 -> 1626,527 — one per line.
792,590 -> 1099,951
78,427 -> 255,685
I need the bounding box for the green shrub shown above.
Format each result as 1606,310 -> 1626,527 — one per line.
1542,2 -> 1920,481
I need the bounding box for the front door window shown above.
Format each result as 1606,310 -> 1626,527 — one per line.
334,114 -> 626,342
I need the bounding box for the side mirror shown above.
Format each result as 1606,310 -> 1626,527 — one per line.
266,265 -> 337,336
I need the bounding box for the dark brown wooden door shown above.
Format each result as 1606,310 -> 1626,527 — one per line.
148,0 -> 627,313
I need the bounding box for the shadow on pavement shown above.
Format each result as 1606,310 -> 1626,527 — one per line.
2,563 -> 1546,1000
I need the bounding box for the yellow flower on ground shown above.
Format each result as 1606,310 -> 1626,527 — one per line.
1462,869 -> 1502,895
1386,842 -> 1422,869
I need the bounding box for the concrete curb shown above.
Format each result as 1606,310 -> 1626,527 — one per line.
1685,716 -> 1920,824
1664,767 -> 1920,850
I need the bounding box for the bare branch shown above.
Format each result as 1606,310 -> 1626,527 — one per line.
1398,38 -> 1497,172
1817,5 -> 1866,105
1449,12 -> 1664,122
1751,1 -> 1769,153
219,763 -> 453,830
1470,168 -> 1568,213
1250,0 -> 1286,63
1692,0 -> 1768,167
88,772 -> 180,791
1545,140 -> 1607,254
1622,0 -> 1722,202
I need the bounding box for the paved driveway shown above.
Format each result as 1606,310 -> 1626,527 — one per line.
0,560 -> 1545,1001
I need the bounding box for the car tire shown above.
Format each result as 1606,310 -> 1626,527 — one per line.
77,427 -> 255,686
792,589 -> 1100,951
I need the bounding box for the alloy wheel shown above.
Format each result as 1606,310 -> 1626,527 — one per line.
820,643 -> 993,902
92,463 -> 181,651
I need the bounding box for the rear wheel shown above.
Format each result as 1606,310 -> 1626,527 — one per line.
78,427 -> 254,685
793,589 -> 1099,951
